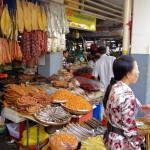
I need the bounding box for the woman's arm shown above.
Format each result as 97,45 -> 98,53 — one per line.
140,104 -> 150,112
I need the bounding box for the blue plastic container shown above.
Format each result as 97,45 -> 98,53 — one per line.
93,101 -> 103,121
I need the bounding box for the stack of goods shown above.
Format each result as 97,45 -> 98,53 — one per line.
34,104 -> 71,125
80,135 -> 106,150
50,133 -> 78,150
3,84 -> 52,115
49,69 -> 100,105
49,69 -> 73,88
0,72 -> 49,89
74,66 -> 93,78
17,74 -> 35,83
67,79 -> 100,105
0,76 -> 18,87
17,73 -> 50,85
50,89 -> 92,115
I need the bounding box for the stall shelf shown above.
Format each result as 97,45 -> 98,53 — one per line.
2,106 -> 95,150
2,107 -> 49,150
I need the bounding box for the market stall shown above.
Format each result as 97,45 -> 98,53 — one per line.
0,0 -> 150,150
0,66 -> 106,149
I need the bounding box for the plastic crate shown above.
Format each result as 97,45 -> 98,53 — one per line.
71,110 -> 93,123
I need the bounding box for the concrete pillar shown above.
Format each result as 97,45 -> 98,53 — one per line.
122,0 -> 132,54
131,0 -> 150,116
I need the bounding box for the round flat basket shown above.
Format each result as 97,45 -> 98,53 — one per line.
136,117 -> 150,135
33,105 -> 72,126
52,100 -> 67,104
61,104 -> 91,115
34,113 -> 71,126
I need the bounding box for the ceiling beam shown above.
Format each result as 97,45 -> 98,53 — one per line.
96,0 -> 123,10
84,0 -> 123,15
65,0 -> 123,19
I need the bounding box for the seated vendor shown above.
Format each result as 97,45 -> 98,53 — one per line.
63,50 -> 69,69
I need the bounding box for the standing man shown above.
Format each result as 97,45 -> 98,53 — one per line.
92,46 -> 116,91
92,46 -> 116,121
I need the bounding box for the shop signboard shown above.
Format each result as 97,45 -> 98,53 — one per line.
66,8 -> 96,31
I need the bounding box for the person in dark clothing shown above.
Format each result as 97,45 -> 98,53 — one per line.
63,50 -> 69,69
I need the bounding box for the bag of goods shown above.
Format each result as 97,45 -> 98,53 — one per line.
74,76 -> 101,92
50,132 -> 78,150
52,80 -> 68,88
21,125 -> 49,146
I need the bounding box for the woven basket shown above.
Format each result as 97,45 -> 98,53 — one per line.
136,117 -> 150,135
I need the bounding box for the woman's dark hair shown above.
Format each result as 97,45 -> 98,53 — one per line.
103,55 -> 135,109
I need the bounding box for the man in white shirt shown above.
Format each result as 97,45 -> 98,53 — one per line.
92,46 -> 116,91
92,46 -> 116,121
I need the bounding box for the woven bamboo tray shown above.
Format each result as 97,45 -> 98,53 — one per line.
136,117 -> 150,135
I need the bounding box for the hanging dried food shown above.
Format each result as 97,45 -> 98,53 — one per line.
22,1 -> 31,32
37,5 -> 43,31
21,30 -> 31,63
0,38 -> 11,65
31,2 -> 38,31
8,39 -> 22,61
21,30 -> 47,64
1,5 -> 12,38
16,0 -> 24,33
41,5 -> 47,32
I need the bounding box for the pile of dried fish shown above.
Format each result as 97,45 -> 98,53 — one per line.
82,118 -> 107,135
61,122 -> 95,141
34,105 -> 71,125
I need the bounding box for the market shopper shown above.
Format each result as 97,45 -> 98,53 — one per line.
87,54 -> 100,68
92,46 -> 116,90
103,55 -> 145,150
140,104 -> 150,122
